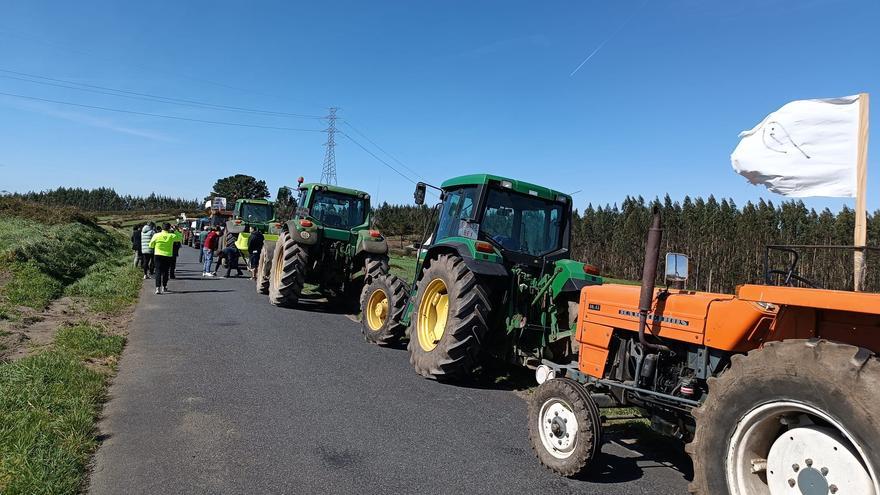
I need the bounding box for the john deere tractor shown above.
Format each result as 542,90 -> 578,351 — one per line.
263,179 -> 389,307
360,174 -> 602,380
220,199 -> 281,272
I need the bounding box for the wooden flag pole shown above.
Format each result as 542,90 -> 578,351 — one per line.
854,92 -> 870,291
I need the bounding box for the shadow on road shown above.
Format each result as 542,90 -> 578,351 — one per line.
166,289 -> 236,295
577,424 -> 693,485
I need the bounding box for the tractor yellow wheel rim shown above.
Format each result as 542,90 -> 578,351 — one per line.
417,278 -> 449,352
365,289 -> 389,331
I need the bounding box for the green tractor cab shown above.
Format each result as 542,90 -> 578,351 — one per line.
260,179 -> 390,305
221,199 -> 282,267
361,174 -> 602,380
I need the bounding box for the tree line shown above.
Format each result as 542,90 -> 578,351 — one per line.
6,187 -> 201,212
371,196 -> 880,293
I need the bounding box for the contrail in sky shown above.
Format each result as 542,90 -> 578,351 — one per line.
570,0 -> 649,76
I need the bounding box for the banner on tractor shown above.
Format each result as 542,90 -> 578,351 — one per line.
730,94 -> 862,197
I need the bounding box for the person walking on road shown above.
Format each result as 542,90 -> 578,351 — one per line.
149,223 -> 176,294
202,226 -> 219,277
247,228 -> 264,280
170,226 -> 183,279
131,225 -> 142,267
140,222 -> 156,279
198,227 -> 209,263
214,246 -> 244,278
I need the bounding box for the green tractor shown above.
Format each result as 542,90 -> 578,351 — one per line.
262,179 -> 390,307
360,174 -> 602,380
220,199 -> 282,274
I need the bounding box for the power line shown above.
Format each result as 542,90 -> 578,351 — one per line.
0,90 -> 325,132
0,68 -> 324,119
0,27 -> 290,101
340,131 -> 419,185
341,120 -> 426,181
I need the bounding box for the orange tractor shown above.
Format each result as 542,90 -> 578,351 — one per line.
529,211 -> 880,495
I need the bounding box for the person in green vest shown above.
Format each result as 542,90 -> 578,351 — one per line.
149,223 -> 176,294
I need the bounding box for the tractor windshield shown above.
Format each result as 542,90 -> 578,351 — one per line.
481,187 -> 565,256
310,190 -> 367,229
239,203 -> 273,223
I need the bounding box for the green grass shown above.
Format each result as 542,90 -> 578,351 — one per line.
65,258 -> 143,314
388,252 -> 417,281
3,261 -> 64,309
0,324 -> 124,494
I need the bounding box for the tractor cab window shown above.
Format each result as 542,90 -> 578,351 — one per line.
436,186 -> 479,241
310,190 -> 366,229
481,187 -> 564,256
239,203 -> 273,223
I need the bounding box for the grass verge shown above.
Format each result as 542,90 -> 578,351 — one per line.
0,203 -> 144,494
0,324 -> 125,494
66,258 -> 143,314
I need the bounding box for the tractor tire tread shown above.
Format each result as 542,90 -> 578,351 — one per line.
360,273 -> 409,346
407,254 -> 491,380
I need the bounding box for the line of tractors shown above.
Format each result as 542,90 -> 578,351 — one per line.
208,173 -> 880,495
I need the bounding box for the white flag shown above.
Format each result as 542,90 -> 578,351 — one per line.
730,95 -> 862,197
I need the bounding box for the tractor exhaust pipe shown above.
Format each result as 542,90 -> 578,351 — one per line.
638,208 -> 669,352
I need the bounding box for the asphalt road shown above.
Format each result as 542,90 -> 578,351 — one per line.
88,247 -> 691,494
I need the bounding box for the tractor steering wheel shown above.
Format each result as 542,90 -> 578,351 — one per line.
766,269 -> 818,289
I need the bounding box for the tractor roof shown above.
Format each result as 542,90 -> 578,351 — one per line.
440,174 -> 569,202
300,183 -> 369,197
236,198 -> 272,205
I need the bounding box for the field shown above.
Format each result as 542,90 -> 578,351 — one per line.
0,199 -> 145,494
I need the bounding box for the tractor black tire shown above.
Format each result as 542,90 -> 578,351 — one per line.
528,378 -> 602,477
360,273 -> 408,346
364,254 -> 390,284
407,254 -> 491,380
687,339 -> 880,495
256,240 -> 276,295
268,231 -> 308,307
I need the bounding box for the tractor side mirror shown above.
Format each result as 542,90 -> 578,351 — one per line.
664,253 -> 689,284
414,182 -> 426,205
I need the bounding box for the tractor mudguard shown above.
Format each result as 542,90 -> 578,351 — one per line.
284,220 -> 319,246
225,220 -> 245,234
428,242 -> 508,278
355,230 -> 389,256
550,259 -> 602,298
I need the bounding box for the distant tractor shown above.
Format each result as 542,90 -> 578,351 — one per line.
219,199 -> 281,272
360,174 -> 601,380
526,210 -> 880,495
262,178 -> 389,306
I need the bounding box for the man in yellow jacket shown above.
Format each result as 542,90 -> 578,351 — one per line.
149,223 -> 176,294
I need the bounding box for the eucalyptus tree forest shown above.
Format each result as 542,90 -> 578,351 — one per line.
7,187 -> 200,212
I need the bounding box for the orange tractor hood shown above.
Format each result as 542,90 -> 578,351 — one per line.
577,284 -> 778,352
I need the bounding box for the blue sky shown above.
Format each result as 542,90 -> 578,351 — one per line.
1,0 -> 878,213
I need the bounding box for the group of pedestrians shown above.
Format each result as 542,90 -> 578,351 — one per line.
131,222 -> 184,294
199,225 -> 264,278
133,222 -> 266,293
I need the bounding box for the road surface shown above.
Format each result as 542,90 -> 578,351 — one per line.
88,247 -> 691,494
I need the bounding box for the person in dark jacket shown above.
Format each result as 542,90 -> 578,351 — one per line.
214,246 -> 243,278
131,225 -> 142,267
170,226 -> 183,278
247,228 -> 264,280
